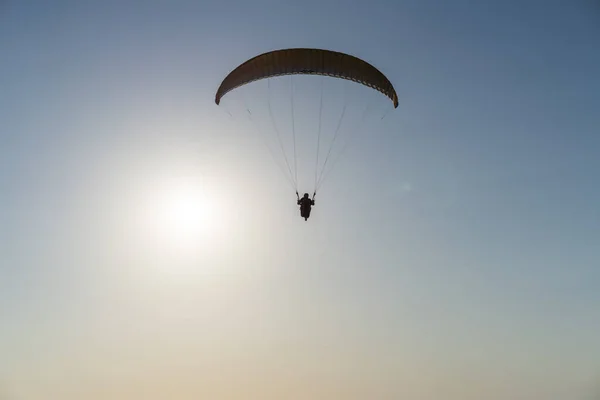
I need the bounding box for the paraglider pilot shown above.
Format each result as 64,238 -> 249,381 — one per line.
296,192 -> 315,221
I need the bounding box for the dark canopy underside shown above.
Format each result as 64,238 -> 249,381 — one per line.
215,48 -> 399,108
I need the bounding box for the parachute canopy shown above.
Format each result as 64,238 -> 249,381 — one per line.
215,48 -> 398,196
215,48 -> 399,108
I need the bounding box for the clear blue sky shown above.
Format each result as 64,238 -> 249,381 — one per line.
1,1 -> 599,399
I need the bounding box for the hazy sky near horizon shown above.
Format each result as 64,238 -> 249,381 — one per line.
1,1 -> 599,399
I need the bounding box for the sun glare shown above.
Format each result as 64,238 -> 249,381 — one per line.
153,177 -> 224,251
165,189 -> 207,240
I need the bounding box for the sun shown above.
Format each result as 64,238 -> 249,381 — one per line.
164,188 -> 207,240
154,177 -> 224,250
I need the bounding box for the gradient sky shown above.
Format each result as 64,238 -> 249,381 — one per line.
1,1 -> 599,399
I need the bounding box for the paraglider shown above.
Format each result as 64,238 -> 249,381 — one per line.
297,192 -> 315,221
215,48 -> 398,221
